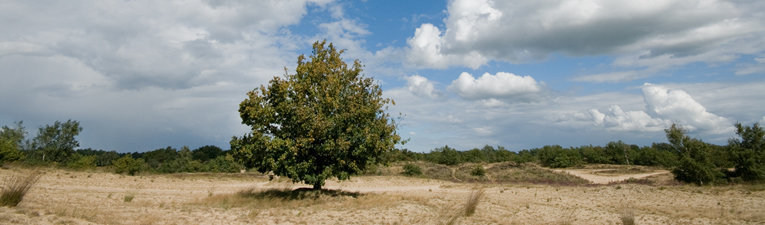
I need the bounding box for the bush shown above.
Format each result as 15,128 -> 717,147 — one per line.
402,163 -> 422,176
203,155 -> 244,173
67,153 -> 96,169
1,170 -> 43,207
538,145 -> 583,168
112,155 -> 143,175
729,122 -> 765,182
470,165 -> 486,176
666,124 -> 724,185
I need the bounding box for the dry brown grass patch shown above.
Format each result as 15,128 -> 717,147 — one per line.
195,187 -> 415,212
0,170 -> 43,207
436,188 -> 486,225
620,208 -> 635,225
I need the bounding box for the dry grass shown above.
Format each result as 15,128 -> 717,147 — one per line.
0,170 -> 43,207
487,163 -> 590,185
124,189 -> 138,202
620,208 -> 636,225
436,188 -> 485,225
1,166 -> 764,224
464,188 -> 485,216
558,208 -> 576,225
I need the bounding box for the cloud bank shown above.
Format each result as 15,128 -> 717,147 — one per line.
586,84 -> 731,133
406,0 -> 765,81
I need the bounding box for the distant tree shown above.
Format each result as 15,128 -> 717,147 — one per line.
666,124 -> 724,185
516,149 -> 536,163
191,145 -> 224,162
203,155 -> 244,173
0,121 -> 26,163
580,145 -> 610,164
430,145 -> 462,165
141,146 -> 177,169
464,148 -> 488,163
158,146 -> 202,173
604,141 -> 636,165
28,120 -> 82,164
494,146 -> 517,162
230,40 -> 402,190
538,145 -> 582,168
67,153 -> 97,169
112,155 -> 144,175
96,151 -> 121,167
728,122 -> 765,182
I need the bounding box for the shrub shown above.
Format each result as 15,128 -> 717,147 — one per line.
729,122 -> 765,182
112,155 -> 143,175
402,163 -> 422,176
203,155 -> 244,173
666,124 -> 724,185
538,145 -> 583,168
470,165 -> 486,176
67,153 -> 96,169
0,170 -> 43,207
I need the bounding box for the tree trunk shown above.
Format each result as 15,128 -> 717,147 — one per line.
313,182 -> 322,190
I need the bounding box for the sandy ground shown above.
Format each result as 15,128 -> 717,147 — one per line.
0,167 -> 764,225
555,169 -> 672,184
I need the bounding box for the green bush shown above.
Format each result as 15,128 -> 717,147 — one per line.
66,153 -> 96,169
538,145 -> 583,168
665,124 -> 724,185
203,155 -> 244,173
728,122 -> 765,182
470,165 -> 486,176
0,139 -> 24,163
112,155 -> 143,175
402,163 -> 422,176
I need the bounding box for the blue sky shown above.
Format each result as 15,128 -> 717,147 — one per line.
1,0 -> 764,153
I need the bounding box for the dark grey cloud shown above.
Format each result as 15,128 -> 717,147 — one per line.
0,0 -> 334,152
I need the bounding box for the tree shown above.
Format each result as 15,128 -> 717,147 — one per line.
29,120 -> 82,164
0,121 -> 26,163
728,122 -> 765,182
192,145 -> 224,162
231,40 -> 402,190
665,124 -> 723,185
112,155 -> 144,175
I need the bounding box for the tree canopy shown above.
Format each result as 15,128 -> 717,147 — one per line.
231,40 -> 402,190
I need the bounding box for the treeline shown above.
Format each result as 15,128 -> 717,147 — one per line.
387,141 -> 684,168
3,120 -> 764,185
0,120 -> 242,175
388,122 -> 765,185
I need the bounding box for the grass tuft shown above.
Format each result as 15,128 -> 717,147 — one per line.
124,190 -> 137,202
620,208 -> 636,225
0,170 -> 43,207
464,188 -> 485,216
437,188 -> 485,225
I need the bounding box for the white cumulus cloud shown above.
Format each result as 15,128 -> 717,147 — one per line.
448,72 -> 545,102
406,0 -> 765,81
586,84 -> 731,133
405,24 -> 488,69
404,75 -> 444,99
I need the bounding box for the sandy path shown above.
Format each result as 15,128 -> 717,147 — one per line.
554,169 -> 671,184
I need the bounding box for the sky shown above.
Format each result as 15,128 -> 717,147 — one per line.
1,0 -> 764,153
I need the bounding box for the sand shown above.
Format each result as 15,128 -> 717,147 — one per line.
0,166 -> 763,225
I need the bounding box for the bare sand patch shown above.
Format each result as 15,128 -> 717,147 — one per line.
0,166 -> 763,224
